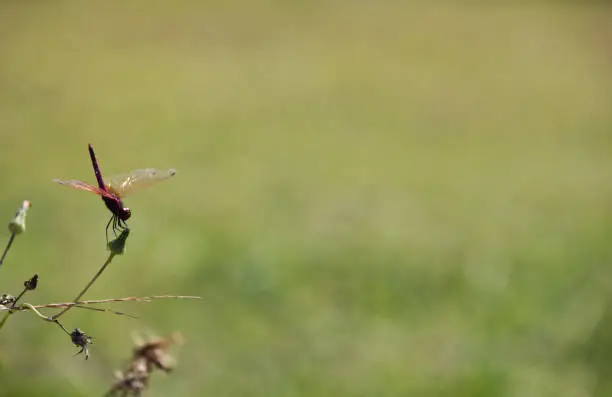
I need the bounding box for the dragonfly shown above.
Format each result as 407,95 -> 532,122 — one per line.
54,144 -> 176,244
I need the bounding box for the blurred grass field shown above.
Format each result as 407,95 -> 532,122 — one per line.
0,1 -> 612,396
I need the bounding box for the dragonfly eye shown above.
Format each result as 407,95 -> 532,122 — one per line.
121,208 -> 132,221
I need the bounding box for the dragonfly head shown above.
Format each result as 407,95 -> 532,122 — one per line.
119,207 -> 131,221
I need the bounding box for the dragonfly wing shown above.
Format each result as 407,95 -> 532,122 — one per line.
53,179 -> 117,200
106,168 -> 177,197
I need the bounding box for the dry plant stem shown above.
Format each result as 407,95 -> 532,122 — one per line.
0,311 -> 10,329
22,303 -> 71,335
2,295 -> 201,312
74,305 -> 139,318
52,253 -> 116,320
0,232 -> 16,269
0,283 -> 24,330
10,286 -> 28,310
0,295 -> 200,331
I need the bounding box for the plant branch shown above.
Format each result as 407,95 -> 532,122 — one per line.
3,295 -> 201,313
0,233 -> 16,269
51,253 -> 116,320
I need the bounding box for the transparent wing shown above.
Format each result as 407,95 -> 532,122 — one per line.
53,179 -> 117,200
106,168 -> 177,197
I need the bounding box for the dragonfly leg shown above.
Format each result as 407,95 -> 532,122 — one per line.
113,217 -> 128,232
112,216 -> 120,237
105,216 -> 114,246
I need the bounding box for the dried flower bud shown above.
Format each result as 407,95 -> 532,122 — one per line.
106,332 -> 183,396
71,328 -> 94,360
24,274 -> 38,291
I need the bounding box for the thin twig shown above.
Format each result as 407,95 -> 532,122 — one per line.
10,286 -> 27,309
2,295 -> 201,312
0,233 -> 16,269
51,253 -> 116,320
0,311 -> 10,330
74,305 -> 138,319
21,303 -> 86,336
54,319 -> 71,335
21,303 -> 52,321
9,274 -> 38,310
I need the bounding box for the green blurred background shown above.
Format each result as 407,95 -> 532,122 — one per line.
0,1 -> 611,396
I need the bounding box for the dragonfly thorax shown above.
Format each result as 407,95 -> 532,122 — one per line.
102,196 -> 131,222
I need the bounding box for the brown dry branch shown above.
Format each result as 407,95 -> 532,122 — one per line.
1,295 -> 201,313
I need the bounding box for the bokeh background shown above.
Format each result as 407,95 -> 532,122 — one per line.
0,1 -> 611,396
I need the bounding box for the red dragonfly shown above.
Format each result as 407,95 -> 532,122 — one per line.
54,144 -> 176,243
